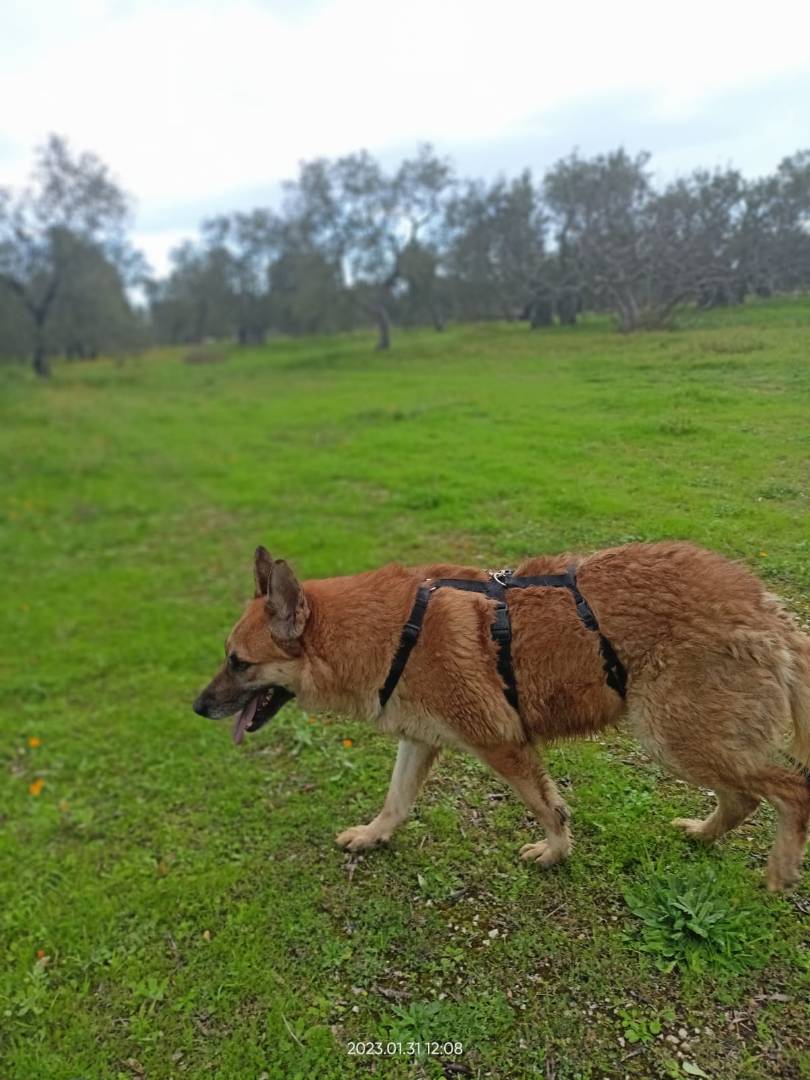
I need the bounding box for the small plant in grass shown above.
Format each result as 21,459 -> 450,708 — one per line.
616,1004 -> 674,1045
283,711 -> 319,756
624,868 -> 766,974
384,1000 -> 449,1056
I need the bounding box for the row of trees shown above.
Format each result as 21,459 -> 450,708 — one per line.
3,137 -> 810,373
146,143 -> 810,345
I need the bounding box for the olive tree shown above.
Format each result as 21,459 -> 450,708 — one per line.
0,135 -> 138,375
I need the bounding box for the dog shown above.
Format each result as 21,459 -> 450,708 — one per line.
193,542 -> 810,891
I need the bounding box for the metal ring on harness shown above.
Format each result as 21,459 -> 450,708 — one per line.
490,569 -> 513,587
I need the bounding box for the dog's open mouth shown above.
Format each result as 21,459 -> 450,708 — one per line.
232,686 -> 295,745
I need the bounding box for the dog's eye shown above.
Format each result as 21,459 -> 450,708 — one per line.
228,654 -> 252,673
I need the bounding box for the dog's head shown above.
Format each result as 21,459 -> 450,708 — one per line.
192,546 -> 307,743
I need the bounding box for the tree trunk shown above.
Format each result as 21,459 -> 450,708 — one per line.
556,288 -> 579,326
33,342 -> 51,377
429,303 -> 445,332
617,304 -> 633,332
732,278 -> 748,305
530,292 -> 554,328
374,302 -> 391,350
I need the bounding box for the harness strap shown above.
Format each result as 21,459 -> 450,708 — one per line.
487,569 -> 628,698
490,598 -> 519,711
378,567 -> 628,720
378,584 -> 431,709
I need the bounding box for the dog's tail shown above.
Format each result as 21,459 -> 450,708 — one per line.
788,632 -> 810,767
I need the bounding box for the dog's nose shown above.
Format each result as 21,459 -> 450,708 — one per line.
192,694 -> 210,717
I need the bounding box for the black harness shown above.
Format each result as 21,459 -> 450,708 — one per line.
379,567 -> 627,728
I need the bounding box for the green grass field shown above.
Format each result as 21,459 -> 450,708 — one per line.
1,298 -> 809,1079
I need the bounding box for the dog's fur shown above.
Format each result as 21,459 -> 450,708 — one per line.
193,542 -> 810,891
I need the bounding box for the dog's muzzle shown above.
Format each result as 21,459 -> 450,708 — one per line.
192,685 -> 295,744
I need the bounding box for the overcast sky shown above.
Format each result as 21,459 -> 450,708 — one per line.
2,0 -> 809,276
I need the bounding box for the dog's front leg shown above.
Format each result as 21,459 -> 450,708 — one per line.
476,743 -> 572,868
335,738 -> 440,852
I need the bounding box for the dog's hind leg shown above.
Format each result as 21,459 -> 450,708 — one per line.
475,743 -> 572,868
631,644 -> 810,890
672,772 -> 809,890
335,738 -> 439,853
672,788 -> 760,843
754,767 -> 810,892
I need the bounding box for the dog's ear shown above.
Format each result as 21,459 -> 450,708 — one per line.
254,545 -> 274,598
266,559 -> 309,647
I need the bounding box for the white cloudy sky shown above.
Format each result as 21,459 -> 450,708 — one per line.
2,0 -> 809,275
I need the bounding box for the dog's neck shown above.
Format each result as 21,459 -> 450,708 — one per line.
295,563 -> 419,720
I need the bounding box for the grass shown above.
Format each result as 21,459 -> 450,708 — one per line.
1,294 -> 809,1079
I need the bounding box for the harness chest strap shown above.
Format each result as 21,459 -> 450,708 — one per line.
378,567 -> 628,720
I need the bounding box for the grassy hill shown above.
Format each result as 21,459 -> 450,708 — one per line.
1,297 -> 809,1079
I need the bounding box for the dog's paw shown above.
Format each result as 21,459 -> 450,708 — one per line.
765,856 -> 800,893
670,817 -> 711,841
335,825 -> 389,852
519,840 -> 569,868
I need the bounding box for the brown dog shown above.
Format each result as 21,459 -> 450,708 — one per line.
193,542 -> 810,891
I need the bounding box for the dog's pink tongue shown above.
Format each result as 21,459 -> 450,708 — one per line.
233,695 -> 259,745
